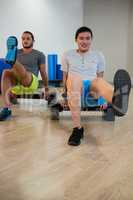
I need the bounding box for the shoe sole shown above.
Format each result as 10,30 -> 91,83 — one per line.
6,36 -> 18,65
0,113 -> 12,121
7,36 -> 18,47
68,129 -> 84,146
68,141 -> 81,146
112,69 -> 131,116
68,136 -> 84,146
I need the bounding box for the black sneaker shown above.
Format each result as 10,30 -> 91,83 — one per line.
112,69 -> 131,116
68,127 -> 84,146
0,108 -> 12,121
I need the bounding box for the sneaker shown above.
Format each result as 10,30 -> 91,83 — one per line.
112,69 -> 131,116
47,92 -> 57,106
50,103 -> 63,120
68,127 -> 84,146
5,36 -> 18,65
0,108 -> 12,121
50,106 -> 59,120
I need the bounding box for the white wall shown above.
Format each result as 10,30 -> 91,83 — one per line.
127,0 -> 133,81
0,0 -> 132,82
84,0 -> 130,81
0,0 -> 83,61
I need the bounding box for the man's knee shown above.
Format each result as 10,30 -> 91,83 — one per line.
20,72 -> 32,87
2,69 -> 12,78
91,78 -> 102,90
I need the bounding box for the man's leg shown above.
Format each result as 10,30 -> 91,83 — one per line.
5,36 -> 32,88
1,69 -> 17,107
0,69 -> 18,120
1,61 -> 32,107
91,78 -> 114,103
91,69 -> 131,116
66,73 -> 84,146
12,60 -> 32,87
67,73 -> 82,128
0,36 -> 33,120
0,63 -> 33,120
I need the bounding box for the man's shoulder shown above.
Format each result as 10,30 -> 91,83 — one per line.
17,49 -> 43,55
63,49 -> 76,57
89,50 -> 104,57
32,49 -> 45,56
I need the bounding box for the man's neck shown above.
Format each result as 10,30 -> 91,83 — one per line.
22,48 -> 33,53
77,49 -> 90,55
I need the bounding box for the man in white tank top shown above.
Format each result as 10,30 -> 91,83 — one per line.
61,26 -> 131,146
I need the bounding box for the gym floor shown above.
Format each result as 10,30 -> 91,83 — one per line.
0,89 -> 133,200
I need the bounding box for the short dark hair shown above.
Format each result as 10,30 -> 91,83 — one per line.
75,26 -> 93,40
23,31 -> 35,41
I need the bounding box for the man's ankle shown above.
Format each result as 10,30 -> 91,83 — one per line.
73,126 -> 82,129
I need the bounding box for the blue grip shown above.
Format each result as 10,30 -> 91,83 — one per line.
98,96 -> 107,106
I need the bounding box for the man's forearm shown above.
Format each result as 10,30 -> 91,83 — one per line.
41,71 -> 48,88
63,72 -> 67,88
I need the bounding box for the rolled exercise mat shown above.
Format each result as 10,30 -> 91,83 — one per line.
48,54 -> 57,81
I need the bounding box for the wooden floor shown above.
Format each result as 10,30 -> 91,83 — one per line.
0,90 -> 133,200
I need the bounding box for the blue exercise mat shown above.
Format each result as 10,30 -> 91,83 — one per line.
48,54 -> 57,81
56,64 -> 63,80
0,58 -> 11,78
81,80 -> 107,107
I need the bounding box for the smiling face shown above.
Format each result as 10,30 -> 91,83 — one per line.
76,31 -> 92,53
21,33 -> 34,49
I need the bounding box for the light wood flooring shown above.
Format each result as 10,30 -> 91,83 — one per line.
0,90 -> 133,200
